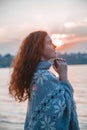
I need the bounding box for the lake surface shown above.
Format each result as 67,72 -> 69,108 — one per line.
0,65 -> 87,130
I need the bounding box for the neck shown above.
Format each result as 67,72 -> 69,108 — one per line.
41,57 -> 55,65
41,56 -> 49,61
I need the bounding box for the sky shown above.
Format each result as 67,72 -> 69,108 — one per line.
0,0 -> 87,55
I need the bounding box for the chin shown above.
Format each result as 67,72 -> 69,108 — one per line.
49,56 -> 56,59
52,54 -> 57,58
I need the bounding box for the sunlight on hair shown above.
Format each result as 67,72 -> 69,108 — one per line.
51,34 -> 64,47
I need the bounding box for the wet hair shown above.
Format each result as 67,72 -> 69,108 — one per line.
9,30 -> 47,102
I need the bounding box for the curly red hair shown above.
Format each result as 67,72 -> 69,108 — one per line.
9,30 -> 47,102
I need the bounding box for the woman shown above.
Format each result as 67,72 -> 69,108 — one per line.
9,30 -> 80,130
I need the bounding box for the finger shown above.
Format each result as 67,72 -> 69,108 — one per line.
56,59 -> 64,64
53,64 -> 59,70
57,58 -> 66,62
57,59 -> 67,64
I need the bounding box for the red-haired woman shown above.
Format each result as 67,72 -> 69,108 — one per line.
9,31 -> 80,130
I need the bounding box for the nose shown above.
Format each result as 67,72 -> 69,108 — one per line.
52,43 -> 56,49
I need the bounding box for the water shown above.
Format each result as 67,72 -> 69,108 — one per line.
0,65 -> 87,130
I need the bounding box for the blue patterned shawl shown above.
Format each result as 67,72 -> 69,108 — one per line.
24,61 -> 80,130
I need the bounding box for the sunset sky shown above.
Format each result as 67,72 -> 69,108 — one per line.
0,0 -> 87,55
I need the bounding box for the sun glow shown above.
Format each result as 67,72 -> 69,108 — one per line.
51,34 -> 63,47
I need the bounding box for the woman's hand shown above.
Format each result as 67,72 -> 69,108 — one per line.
53,58 -> 68,81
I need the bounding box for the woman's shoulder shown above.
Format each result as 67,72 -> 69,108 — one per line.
32,66 -> 73,96
33,69 -> 58,84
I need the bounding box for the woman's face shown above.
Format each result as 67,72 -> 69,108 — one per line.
41,35 -> 57,60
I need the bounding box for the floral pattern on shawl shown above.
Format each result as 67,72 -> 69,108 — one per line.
28,71 -> 67,130
40,115 -> 56,130
32,70 -> 49,85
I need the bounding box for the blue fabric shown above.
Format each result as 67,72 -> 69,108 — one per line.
24,61 -> 80,130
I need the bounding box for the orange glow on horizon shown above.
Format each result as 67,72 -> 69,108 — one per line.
51,34 -> 64,48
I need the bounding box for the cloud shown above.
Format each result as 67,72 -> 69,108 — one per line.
57,42 -> 87,53
53,33 -> 87,53
0,23 -> 50,44
0,24 -> 31,44
62,35 -> 87,44
64,19 -> 87,36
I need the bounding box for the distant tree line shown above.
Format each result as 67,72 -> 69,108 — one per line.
58,52 -> 87,65
0,54 -> 14,68
0,52 -> 87,68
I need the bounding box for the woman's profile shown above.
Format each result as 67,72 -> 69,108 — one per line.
9,30 -> 80,130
